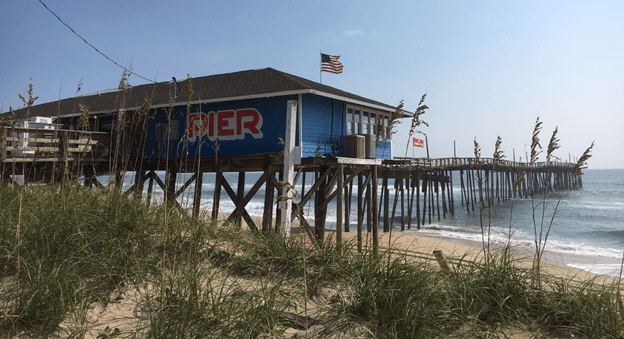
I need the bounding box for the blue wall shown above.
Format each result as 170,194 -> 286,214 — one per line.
144,95 -> 295,158
143,93 -> 393,160
300,94 -> 343,157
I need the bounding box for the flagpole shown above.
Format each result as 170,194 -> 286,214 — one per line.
320,51 -> 322,84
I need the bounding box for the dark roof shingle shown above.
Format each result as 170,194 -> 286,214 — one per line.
7,68 -> 399,119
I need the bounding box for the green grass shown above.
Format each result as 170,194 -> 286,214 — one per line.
1,182 -> 623,338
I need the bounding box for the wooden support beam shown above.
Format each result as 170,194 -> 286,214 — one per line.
150,171 -> 166,191
237,172 -> 246,226
146,171 -> 154,207
372,165 -> 379,254
294,167 -> 332,212
421,177 -> 428,225
357,172 -> 363,252
212,163 -> 223,219
174,172 -> 197,200
336,164 -> 343,249
436,177 -> 441,221
408,173 -> 416,229
275,171 -> 283,229
135,170 -> 147,195
416,172 -> 420,229
225,170 -> 271,229
314,166 -> 329,243
262,164 -> 274,232
390,176 -> 400,229
383,175 -> 389,232
300,171 -> 307,204
221,176 -> 258,231
428,177 -> 433,224
400,176 -> 405,231
295,212 -> 321,250
365,177 -> 371,233
166,168 -> 178,204
345,170 -> 352,232
316,166 -> 363,212
448,171 -> 454,215
193,171 -> 203,217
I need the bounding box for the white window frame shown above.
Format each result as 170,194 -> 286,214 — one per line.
345,105 -> 389,140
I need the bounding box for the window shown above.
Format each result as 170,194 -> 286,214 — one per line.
345,106 -> 387,138
370,113 -> 376,135
383,116 -> 389,140
346,108 -> 353,135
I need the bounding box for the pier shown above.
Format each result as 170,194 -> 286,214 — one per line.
1,126 -> 581,251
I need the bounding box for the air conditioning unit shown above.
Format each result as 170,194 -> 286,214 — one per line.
363,134 -> 376,159
340,135 -> 365,158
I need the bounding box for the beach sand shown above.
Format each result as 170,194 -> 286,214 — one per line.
337,231 -> 622,286
50,228 -> 621,338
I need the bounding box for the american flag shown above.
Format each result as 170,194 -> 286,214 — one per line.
321,53 -> 343,74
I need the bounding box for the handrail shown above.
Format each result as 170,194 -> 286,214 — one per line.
1,127 -> 111,163
391,156 -> 576,170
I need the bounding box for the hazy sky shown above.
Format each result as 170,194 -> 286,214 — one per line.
1,0 -> 622,168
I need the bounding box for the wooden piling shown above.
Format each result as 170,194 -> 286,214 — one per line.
372,165 -> 378,254
336,164 -> 344,249
357,172 -> 363,252
262,163 -> 274,231
193,171 -> 203,217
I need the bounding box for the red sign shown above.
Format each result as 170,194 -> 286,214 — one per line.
188,109 -> 264,142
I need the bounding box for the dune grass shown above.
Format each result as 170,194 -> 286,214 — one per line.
1,181 -> 623,338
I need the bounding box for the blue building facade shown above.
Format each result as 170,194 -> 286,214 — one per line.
143,92 -> 394,160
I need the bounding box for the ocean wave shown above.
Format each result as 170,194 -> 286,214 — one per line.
405,223 -> 624,260
567,263 -> 624,277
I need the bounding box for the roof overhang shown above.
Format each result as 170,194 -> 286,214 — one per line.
55,89 -> 404,118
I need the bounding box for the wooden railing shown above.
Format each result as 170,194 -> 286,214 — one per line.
392,157 -> 576,171
1,127 -> 111,163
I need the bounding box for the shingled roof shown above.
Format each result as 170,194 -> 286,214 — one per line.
7,68 -> 402,120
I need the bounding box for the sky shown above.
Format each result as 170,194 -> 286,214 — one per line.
1,0 -> 622,169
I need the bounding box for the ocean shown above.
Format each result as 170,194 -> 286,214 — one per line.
138,168 -> 624,277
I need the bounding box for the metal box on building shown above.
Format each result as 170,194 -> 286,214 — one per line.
363,134 -> 376,159
340,135 -> 365,158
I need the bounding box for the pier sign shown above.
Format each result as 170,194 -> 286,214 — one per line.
187,109 -> 264,142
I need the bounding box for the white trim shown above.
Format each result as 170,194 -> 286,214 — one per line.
296,93 -> 303,162
280,99 -> 298,238
310,90 -> 397,113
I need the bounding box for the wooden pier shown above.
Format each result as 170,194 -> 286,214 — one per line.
1,127 -> 582,250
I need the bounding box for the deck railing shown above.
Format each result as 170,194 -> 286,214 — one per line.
393,157 -> 576,171
1,127 -> 111,163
